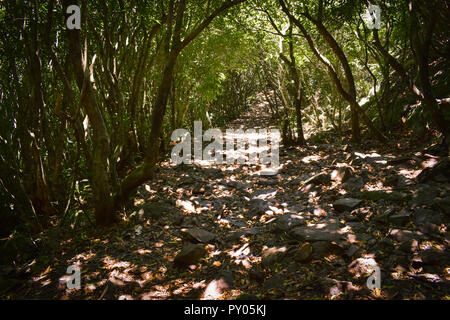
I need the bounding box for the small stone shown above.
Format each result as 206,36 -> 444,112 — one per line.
346,222 -> 365,233
290,219 -> 344,242
293,243 -> 313,262
304,173 -> 331,186
264,274 -> 283,290
332,198 -> 362,212
431,197 -> 450,215
345,245 -> 359,258
358,190 -> 409,202
311,241 -> 344,259
413,208 -> 442,226
312,241 -> 331,259
331,167 -> 353,183
398,239 -> 419,253
389,229 -> 423,242
227,219 -> 248,228
417,158 -> 450,183
271,214 -> 306,233
384,174 -> 399,187
374,238 -> 395,253
357,233 -> 373,242
226,228 -> 260,242
203,271 -> 234,299
248,199 -> 269,215
411,186 -> 439,206
182,228 -> 216,244
389,212 -> 412,225
416,222 -> 440,236
348,257 -> 379,279
192,184 -> 206,194
261,247 -> 287,267
248,270 -> 265,282
142,201 -> 171,219
342,177 -> 365,192
173,214 -> 184,226
372,209 -> 393,224
258,178 -> 278,186
397,176 -> 415,188
174,244 -> 207,267
419,249 -> 443,265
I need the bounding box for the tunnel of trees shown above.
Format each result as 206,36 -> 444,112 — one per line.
0,0 -> 449,300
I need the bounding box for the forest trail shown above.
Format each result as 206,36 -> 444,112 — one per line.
2,0 -> 449,303
227,94 -> 276,130
2,99 -> 450,300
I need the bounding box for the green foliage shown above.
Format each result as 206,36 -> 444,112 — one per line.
0,0 -> 448,248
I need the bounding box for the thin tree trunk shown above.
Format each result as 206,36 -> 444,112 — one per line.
279,0 -> 386,143
114,0 -> 246,206
64,1 -> 117,225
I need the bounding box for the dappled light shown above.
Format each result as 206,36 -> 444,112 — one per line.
1,0 -> 449,302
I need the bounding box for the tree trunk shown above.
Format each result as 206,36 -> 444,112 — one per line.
64,1 -> 117,225
278,0 -> 386,143
410,3 -> 450,151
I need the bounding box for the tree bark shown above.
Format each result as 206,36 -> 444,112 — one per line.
114,0 -> 247,206
64,1 -> 118,225
279,0 -> 386,143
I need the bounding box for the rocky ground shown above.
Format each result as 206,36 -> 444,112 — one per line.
1,105 -> 449,300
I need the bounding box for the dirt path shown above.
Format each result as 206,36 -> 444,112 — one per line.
2,103 -> 449,300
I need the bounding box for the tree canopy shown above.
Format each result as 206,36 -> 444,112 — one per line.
0,0 -> 449,301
